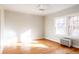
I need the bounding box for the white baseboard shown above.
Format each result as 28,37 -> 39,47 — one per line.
72,45 -> 79,48
45,38 -> 60,43
45,37 -> 79,48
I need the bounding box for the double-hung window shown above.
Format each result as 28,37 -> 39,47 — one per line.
55,16 -> 79,37
55,17 -> 66,35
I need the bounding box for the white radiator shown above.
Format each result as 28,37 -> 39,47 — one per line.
60,38 -> 72,47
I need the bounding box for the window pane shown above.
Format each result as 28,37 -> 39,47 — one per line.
55,17 -> 66,35
70,16 -> 79,36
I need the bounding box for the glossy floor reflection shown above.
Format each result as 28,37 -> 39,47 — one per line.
2,39 -> 79,54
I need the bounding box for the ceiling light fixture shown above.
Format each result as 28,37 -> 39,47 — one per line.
37,4 -> 49,11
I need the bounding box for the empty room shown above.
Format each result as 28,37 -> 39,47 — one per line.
0,4 -> 79,54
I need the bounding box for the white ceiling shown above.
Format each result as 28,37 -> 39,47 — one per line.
0,4 -> 76,16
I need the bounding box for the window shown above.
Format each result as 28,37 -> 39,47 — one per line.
55,17 -> 66,35
55,16 -> 79,36
69,16 -> 79,36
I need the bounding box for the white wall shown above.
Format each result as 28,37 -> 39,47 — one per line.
45,5 -> 79,48
0,9 -> 5,53
4,10 -> 44,46
0,10 -> 1,51
0,10 -> 1,42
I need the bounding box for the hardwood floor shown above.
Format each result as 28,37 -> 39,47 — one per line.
2,38 -> 79,54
